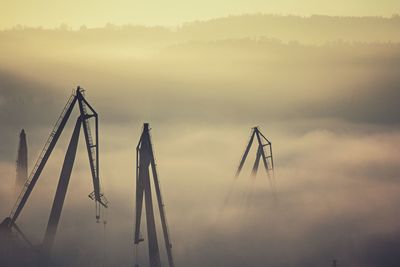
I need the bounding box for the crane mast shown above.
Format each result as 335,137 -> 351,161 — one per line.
134,123 -> 175,267
0,86 -> 108,263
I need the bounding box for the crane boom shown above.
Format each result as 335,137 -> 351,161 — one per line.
235,126 -> 274,178
10,94 -> 78,224
235,130 -> 256,177
0,87 -> 108,263
78,92 -> 107,209
254,129 -> 270,175
149,137 -> 175,267
42,118 -> 82,260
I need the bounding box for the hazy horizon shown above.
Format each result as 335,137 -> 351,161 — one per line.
1,12 -> 400,31
0,0 -> 400,29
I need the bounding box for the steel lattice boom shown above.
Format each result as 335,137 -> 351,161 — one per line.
236,126 -> 274,178
0,86 -> 108,264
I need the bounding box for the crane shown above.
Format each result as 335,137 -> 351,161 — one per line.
15,129 -> 28,190
236,126 -> 274,178
134,123 -> 175,267
0,86 -> 108,264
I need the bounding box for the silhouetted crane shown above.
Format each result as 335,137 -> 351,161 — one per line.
134,123 -> 175,267
15,129 -> 28,190
236,126 -> 274,178
0,87 -> 108,264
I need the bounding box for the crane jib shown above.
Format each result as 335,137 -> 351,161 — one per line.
3,87 -> 108,255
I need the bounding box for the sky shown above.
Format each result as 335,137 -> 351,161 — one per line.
0,0 -> 399,28
0,5 -> 400,267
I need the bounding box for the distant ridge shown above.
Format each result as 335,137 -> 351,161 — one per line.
1,14 -> 399,44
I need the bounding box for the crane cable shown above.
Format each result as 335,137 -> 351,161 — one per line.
134,244 -> 139,267
102,206 -> 108,267
134,237 -> 144,267
100,172 -> 108,267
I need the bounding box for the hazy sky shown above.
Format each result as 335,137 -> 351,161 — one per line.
0,0 -> 399,28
